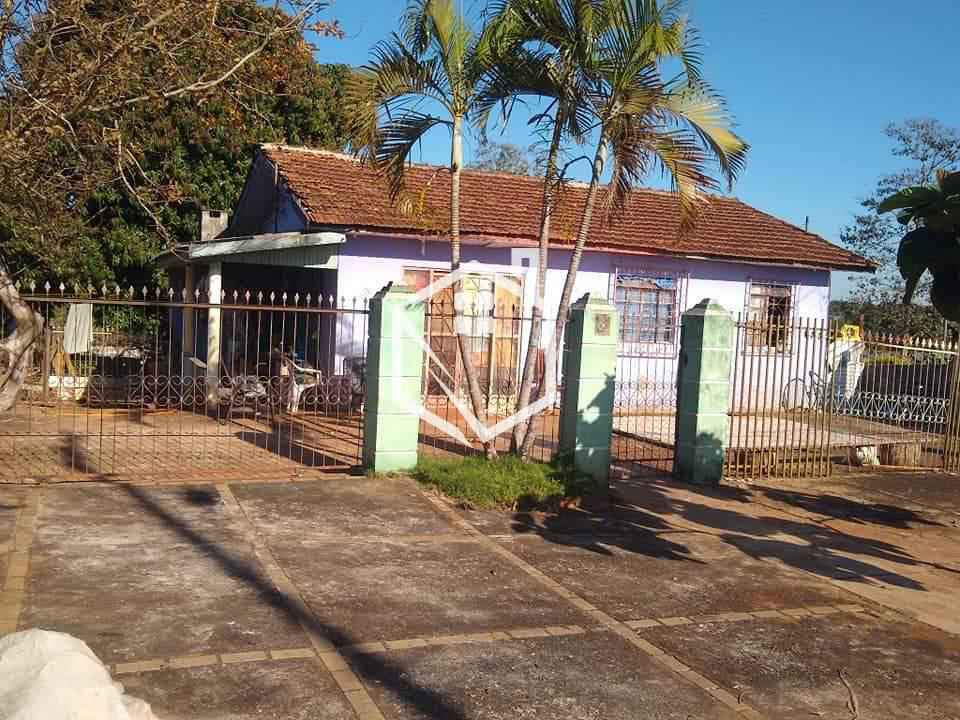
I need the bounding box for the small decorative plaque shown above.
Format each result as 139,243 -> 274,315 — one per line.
595,313 -> 611,336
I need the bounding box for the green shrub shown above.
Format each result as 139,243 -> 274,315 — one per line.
412,455 -> 594,510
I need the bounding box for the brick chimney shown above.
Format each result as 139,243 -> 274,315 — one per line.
200,209 -> 230,242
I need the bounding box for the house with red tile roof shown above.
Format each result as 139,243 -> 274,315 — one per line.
163,144 -> 875,402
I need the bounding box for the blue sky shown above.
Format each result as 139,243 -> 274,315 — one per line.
313,0 -> 960,298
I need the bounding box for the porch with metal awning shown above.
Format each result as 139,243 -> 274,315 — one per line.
158,230 -> 346,390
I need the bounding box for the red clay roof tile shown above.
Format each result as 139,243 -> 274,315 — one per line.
260,145 -> 875,272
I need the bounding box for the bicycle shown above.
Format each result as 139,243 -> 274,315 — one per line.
781,368 -> 835,412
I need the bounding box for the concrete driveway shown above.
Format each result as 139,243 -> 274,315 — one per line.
2,470 -> 959,719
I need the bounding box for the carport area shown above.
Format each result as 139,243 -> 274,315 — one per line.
2,471 -> 960,719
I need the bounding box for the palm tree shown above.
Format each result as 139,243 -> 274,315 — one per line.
347,0 -> 515,457
477,0 -> 606,453
502,0 -> 748,456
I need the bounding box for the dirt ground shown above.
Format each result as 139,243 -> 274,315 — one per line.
2,470 -> 960,719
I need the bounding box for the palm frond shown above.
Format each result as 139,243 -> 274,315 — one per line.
647,128 -> 716,233
659,86 -> 748,188
402,0 -> 433,55
375,111 -> 452,200
472,46 -> 561,131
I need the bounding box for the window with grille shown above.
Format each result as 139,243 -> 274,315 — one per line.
615,274 -> 677,346
747,282 -> 793,350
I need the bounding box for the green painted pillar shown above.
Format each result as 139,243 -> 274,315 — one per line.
673,299 -> 734,486
559,294 -> 618,485
363,283 -> 425,473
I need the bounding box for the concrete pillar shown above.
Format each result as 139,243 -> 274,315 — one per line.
206,261 -> 222,404
673,299 -> 734,486
559,294 -> 618,485
363,283 -> 426,473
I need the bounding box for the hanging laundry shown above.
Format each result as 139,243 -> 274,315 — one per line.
63,303 -> 93,354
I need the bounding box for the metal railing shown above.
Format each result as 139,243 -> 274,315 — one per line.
725,318 -> 960,479
418,299 -> 562,462
610,318 -> 681,478
0,284 -> 368,481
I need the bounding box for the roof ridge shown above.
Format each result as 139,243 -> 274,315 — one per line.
261,144 -> 359,162
254,144 -> 876,272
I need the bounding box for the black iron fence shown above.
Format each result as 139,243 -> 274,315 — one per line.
0,285 -> 368,480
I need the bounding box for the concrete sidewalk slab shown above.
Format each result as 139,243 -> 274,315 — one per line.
499,530 -> 856,620
232,478 -> 457,539
120,658 -> 354,720
266,537 -> 584,642
642,612 -> 960,720
22,484 -> 309,662
350,631 -> 740,720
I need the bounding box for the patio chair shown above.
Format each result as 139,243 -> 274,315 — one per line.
280,355 -> 324,413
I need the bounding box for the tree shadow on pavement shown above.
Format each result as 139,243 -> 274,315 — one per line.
515,474 -> 945,590
755,485 -> 941,529
505,499 -> 700,561
56,442 -> 470,720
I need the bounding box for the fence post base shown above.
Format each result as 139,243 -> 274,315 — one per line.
674,299 -> 734,486
363,283 -> 425,474
559,294 -> 618,486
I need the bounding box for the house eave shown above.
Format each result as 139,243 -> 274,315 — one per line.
155,231 -> 345,268
335,228 -> 876,274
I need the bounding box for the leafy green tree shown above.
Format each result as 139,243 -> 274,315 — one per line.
470,140 -> 532,174
2,3 -> 348,287
830,300 -> 951,340
0,0 -> 340,412
841,120 -> 960,303
879,169 -> 960,321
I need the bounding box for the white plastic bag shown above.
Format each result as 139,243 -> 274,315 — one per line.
0,629 -> 159,720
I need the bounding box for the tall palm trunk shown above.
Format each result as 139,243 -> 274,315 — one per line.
552,136 -> 607,356
518,135 -> 606,458
449,115 -> 496,457
0,262 -> 44,413
512,115 -> 564,455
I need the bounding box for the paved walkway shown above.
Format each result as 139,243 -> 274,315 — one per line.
2,471 -> 960,719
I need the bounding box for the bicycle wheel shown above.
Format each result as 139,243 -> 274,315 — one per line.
781,378 -> 809,411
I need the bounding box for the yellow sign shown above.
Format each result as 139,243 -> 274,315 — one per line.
839,324 -> 862,342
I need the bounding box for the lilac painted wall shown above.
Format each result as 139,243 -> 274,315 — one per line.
333,234 -> 831,409
335,233 -> 830,321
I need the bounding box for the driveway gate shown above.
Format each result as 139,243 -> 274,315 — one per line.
0,284 -> 368,481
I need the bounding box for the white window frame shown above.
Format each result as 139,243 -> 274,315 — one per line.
611,268 -> 686,358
